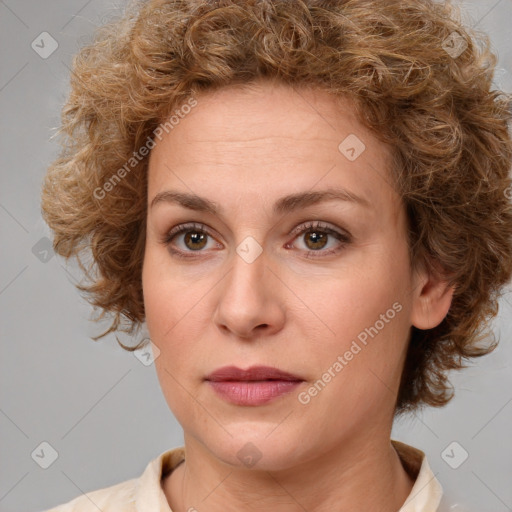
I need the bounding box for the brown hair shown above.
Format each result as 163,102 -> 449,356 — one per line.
41,0 -> 512,415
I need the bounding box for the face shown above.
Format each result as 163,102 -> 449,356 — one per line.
142,80 -> 426,471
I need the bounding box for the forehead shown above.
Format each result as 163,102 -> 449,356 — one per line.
155,81 -> 370,148
147,81 -> 400,219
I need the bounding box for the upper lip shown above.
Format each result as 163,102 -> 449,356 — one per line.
205,365 -> 304,382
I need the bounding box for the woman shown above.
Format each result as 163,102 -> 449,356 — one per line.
41,0 -> 512,510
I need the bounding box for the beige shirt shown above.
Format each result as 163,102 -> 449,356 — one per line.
43,439 -> 448,511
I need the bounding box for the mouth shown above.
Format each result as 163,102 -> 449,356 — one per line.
205,367 -> 304,406
204,366 -> 305,405
205,365 -> 304,383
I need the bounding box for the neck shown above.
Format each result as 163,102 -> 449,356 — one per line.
162,432 -> 415,512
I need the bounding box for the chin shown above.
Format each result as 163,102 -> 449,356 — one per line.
199,429 -> 308,472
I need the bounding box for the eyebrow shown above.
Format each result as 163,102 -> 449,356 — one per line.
150,187 -> 371,215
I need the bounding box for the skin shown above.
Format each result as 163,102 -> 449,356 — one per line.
142,78 -> 454,512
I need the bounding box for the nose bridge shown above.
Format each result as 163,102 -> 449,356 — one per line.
225,235 -> 267,307
213,235 -> 283,337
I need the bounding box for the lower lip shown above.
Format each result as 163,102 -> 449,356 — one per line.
207,380 -> 303,406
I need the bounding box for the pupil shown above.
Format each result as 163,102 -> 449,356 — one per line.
307,231 -> 327,250
186,232 -> 207,250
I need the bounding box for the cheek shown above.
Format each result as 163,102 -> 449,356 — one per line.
305,254 -> 411,392
310,266 -> 407,344
142,246 -> 185,339
143,256 -> 203,421
301,282 -> 409,422
152,352 -> 201,432
142,249 -> 209,369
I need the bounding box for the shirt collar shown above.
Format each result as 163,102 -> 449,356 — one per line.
135,441 -> 443,512
392,439 -> 444,511
135,446 -> 185,511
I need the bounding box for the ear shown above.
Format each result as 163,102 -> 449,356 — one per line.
410,260 -> 455,330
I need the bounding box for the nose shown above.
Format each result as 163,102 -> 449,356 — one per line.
212,241 -> 286,340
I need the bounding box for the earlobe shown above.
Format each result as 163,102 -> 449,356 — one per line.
410,263 -> 455,331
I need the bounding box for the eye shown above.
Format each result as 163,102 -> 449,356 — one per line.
160,220 -> 352,259
286,220 -> 351,258
161,222 -> 221,259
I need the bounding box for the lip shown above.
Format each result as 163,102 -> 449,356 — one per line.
205,365 -> 304,382
205,366 -> 304,406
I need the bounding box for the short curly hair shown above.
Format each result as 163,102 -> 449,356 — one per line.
41,0 -> 512,415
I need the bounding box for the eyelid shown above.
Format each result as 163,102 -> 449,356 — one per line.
288,220 -> 351,239
164,222 -> 210,240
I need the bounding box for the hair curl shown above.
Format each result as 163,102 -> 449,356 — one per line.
41,0 -> 512,415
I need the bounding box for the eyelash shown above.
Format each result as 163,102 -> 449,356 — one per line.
160,221 -> 352,260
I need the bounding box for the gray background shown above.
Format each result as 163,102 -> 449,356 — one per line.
0,1 -> 511,511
